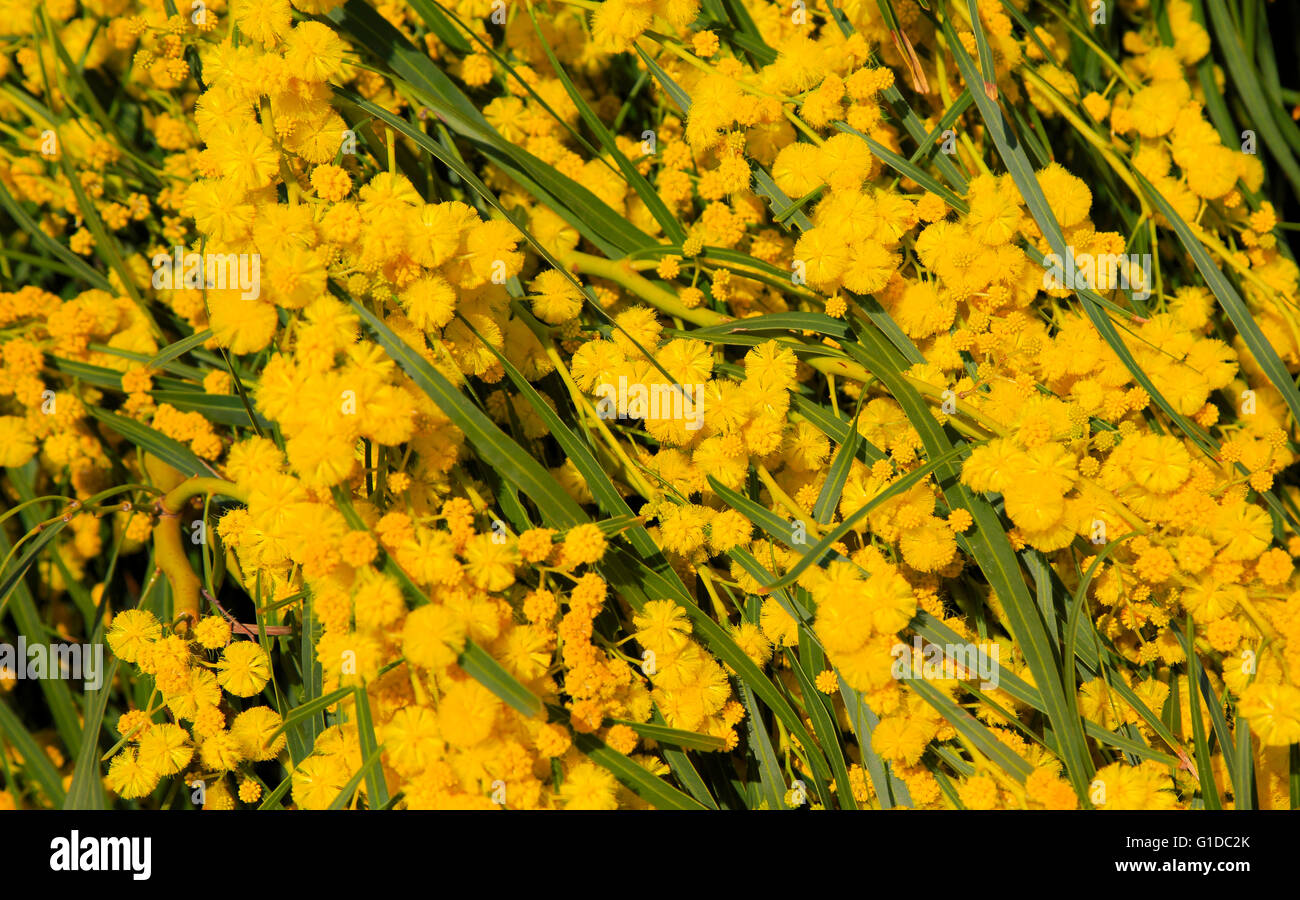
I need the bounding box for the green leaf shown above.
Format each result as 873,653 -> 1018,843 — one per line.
813,403 -> 861,526
87,408 -> 207,477
351,685 -> 389,808
528,7 -> 686,243
295,589 -> 324,766
1235,719 -> 1254,810
651,709 -> 719,808
965,0 -> 1000,100
0,521 -> 67,613
910,90 -> 974,165
942,14 -> 1215,457
634,45 -> 693,114
0,697 -> 65,806
350,299 -> 584,529
907,679 -> 1034,782
739,681 -> 788,810
792,396 -> 886,461
784,647 -> 857,809
1183,618 -> 1222,808
610,549 -> 834,790
328,743 -> 386,810
457,640 -> 544,718
57,153 -> 157,335
269,686 -> 354,742
612,719 -> 727,752
258,771 -> 295,810
692,311 -> 850,340
332,1 -> 653,256
63,658 -> 119,810
846,302 -> 1094,798
709,442 -> 968,591
2,469 -> 83,757
1204,0 -> 1300,197
0,179 -> 114,294
837,678 -> 909,807
568,719 -> 708,810
146,329 -> 213,369
149,391 -> 273,429
836,120 -> 970,212
406,0 -> 473,53
465,308 -> 688,579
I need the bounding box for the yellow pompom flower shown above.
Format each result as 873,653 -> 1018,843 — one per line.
192,615 -> 231,651
106,609 -> 162,664
559,523 -> 607,568
1238,683 -> 1300,747
136,723 -> 193,776
216,642 -> 272,697
559,762 -> 619,809
106,749 -> 160,800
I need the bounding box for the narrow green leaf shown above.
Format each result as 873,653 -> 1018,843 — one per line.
0,521 -> 67,612
1235,719 -> 1254,810
350,299 -> 584,529
1204,0 -> 1300,196
0,179 -> 114,293
146,329 -> 213,369
269,686 -> 354,741
709,443 -> 968,591
352,685 -> 389,808
813,404 -> 861,526
529,7 -> 686,242
846,303 -> 1095,797
907,679 -> 1034,782
63,658 -> 118,810
1183,618 -> 1222,808
613,719 -> 726,752
406,0 -> 473,53
738,681 -> 787,810
0,698 -> 65,806
328,744 -> 385,810
569,723 -> 708,810
784,648 -> 857,809
458,640 -> 544,718
87,408 -> 207,477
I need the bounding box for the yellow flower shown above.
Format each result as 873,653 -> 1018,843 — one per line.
462,533 -> 520,592
106,749 -> 160,800
231,706 -> 288,761
192,615 -> 231,651
136,724 -> 193,776
559,762 -> 619,810
1238,683 -> 1300,747
292,754 -> 351,810
558,523 -> 607,568
216,642 -> 271,697
106,609 -> 162,664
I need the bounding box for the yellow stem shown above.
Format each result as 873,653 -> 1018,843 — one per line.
757,465 -> 822,541
149,469 -> 250,628
543,344 -> 659,500
560,249 -> 729,326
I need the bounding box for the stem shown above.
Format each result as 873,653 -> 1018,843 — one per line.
560,249 -> 729,327
151,474 -> 250,628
